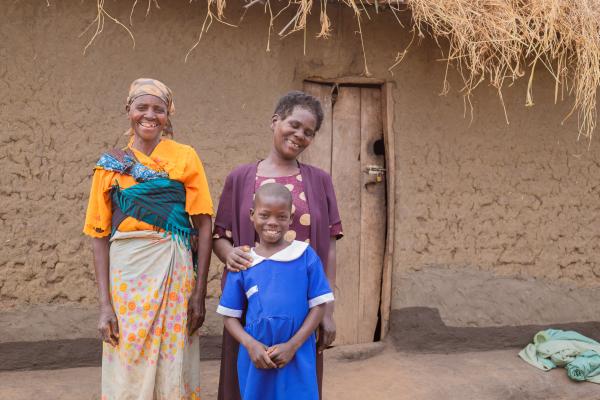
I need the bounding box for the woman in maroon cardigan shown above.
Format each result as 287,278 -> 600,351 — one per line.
213,91 -> 343,400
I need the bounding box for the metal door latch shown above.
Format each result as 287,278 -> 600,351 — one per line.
365,165 -> 386,183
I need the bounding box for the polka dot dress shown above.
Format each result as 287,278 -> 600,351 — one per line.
213,172 -> 343,244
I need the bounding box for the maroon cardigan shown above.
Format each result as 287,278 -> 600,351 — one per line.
214,162 -> 342,286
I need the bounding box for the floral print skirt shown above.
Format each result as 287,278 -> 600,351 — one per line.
102,230 -> 201,400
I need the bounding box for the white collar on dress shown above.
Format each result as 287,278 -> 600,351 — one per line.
249,240 -> 309,267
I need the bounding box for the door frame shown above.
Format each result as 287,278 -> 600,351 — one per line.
304,77 -> 396,339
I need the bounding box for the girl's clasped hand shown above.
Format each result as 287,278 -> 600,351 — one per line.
246,339 -> 297,369
267,342 -> 297,368
246,340 -> 277,369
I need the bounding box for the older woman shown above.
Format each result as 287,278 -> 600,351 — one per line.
213,91 -> 343,400
83,78 -> 213,400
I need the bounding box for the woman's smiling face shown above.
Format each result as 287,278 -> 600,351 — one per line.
127,94 -> 168,143
271,106 -> 317,160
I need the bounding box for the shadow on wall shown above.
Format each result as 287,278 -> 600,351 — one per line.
389,307 -> 600,353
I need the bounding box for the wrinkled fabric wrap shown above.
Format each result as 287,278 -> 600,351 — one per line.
127,78 -> 175,135
111,178 -> 195,249
96,149 -> 196,251
102,230 -> 201,399
519,329 -> 600,384
96,149 -> 169,182
566,351 -> 600,382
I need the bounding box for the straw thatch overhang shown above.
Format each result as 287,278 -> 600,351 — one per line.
83,0 -> 600,139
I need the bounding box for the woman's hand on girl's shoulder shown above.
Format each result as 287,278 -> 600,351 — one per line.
225,245 -> 253,272
98,304 -> 119,347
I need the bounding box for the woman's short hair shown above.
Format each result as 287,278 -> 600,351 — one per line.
273,91 -> 324,132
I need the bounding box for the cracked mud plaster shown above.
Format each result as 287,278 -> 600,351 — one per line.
0,1 -> 270,309
2,0 -> 600,321
390,100 -> 600,324
0,0 -> 385,309
393,89 -> 600,290
0,1 -> 366,310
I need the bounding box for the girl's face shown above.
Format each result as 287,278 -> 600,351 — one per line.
250,196 -> 293,245
127,95 -> 168,143
271,106 -> 317,160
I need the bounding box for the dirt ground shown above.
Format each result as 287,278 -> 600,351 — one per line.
1,346 -> 598,400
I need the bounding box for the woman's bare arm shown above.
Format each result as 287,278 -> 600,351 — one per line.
92,236 -> 119,346
324,238 -> 337,291
318,238 -> 337,351
188,214 -> 213,335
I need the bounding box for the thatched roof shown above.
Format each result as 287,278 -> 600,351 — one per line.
83,0 -> 600,139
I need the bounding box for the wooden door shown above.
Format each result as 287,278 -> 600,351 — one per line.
301,82 -> 387,345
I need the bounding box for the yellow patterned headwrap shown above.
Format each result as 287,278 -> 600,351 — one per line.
126,78 -> 175,136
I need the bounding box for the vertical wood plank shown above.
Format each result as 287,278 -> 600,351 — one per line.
331,86 -> 362,345
380,83 -> 396,339
300,82 -> 333,174
358,87 -> 386,343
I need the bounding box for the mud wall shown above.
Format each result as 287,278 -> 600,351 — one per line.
389,34 -> 600,326
1,1 -> 598,337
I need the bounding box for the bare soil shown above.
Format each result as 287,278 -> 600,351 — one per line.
1,346 -> 598,400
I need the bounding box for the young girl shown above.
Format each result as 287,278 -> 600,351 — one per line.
217,183 -> 334,400
214,91 -> 342,400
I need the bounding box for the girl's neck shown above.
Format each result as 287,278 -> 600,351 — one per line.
259,151 -> 299,177
254,240 -> 292,258
131,135 -> 161,156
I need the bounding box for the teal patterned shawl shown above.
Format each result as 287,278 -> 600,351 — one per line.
97,149 -> 196,249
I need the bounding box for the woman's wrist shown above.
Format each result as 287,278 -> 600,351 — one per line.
192,274 -> 208,293
191,286 -> 206,299
286,338 -> 302,352
323,302 -> 334,318
213,237 -> 234,264
225,246 -> 236,260
241,335 -> 260,350
99,301 -> 113,309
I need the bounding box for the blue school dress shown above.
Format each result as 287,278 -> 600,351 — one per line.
217,240 -> 334,400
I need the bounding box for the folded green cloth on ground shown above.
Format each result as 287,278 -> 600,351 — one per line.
519,329 -> 600,384
566,351 -> 600,383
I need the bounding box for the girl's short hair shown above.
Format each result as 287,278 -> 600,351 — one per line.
273,91 -> 324,132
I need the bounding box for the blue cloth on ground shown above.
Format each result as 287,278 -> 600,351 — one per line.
566,351 -> 600,382
519,329 -> 600,384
